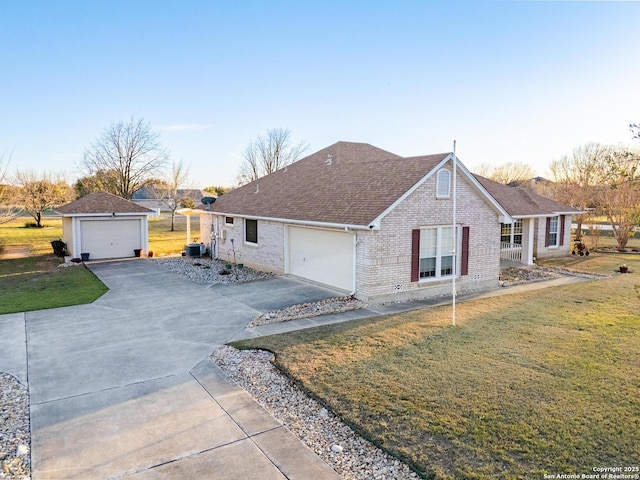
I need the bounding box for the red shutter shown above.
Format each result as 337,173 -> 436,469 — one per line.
559,215 -> 565,246
545,217 -> 551,247
411,229 -> 420,282
461,226 -> 469,276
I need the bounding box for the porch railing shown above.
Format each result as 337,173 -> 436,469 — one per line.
500,242 -> 522,261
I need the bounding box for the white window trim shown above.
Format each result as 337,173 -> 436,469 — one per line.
245,218 -> 258,245
436,169 -> 451,198
548,216 -> 559,248
501,219 -> 523,245
419,225 -> 460,282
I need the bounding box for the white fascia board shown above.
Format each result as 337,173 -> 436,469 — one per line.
369,154 -> 514,227
62,212 -> 152,217
199,210 -> 371,231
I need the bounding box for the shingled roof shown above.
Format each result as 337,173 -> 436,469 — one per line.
475,175 -> 580,217
56,192 -> 154,215
203,141 -> 452,227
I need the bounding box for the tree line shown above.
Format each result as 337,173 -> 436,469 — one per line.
2,118 -> 638,250
0,119 -> 305,229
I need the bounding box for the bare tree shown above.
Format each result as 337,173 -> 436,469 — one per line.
597,146 -> 640,250
82,118 -> 169,199
14,170 -> 72,227
150,159 -> 191,231
549,143 -> 612,239
236,128 -> 308,185
630,123 -> 640,140
473,161 -> 535,186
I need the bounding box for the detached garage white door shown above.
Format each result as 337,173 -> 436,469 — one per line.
288,226 -> 354,292
80,219 -> 141,259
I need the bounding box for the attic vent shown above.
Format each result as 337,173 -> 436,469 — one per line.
326,154 -> 333,166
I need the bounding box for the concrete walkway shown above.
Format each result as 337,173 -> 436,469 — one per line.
233,273 -> 594,341
1,260 -> 343,479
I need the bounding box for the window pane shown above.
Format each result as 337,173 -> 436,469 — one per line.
441,226 -> 454,254
437,170 -> 450,197
420,229 -> 437,257
548,216 -> 558,246
420,257 -> 436,278
245,219 -> 258,243
441,255 -> 453,276
514,219 -> 523,234
501,223 -> 512,236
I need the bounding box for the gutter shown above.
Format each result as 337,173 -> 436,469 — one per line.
197,210 -> 375,231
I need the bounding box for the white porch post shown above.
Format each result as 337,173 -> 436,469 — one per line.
522,218 -> 535,265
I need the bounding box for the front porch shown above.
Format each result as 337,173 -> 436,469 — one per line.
500,217 -> 535,266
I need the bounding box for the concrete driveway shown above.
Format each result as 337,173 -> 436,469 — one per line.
1,259 -> 343,479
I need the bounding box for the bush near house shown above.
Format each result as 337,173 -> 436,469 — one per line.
232,253 -> 640,479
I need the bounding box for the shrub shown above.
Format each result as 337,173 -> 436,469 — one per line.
50,239 -> 68,257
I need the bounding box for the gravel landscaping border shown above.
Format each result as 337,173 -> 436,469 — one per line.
0,374 -> 30,480
211,346 -> 419,480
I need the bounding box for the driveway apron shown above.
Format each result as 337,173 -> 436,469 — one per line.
24,259 -> 341,479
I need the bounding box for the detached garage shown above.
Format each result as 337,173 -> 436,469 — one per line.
56,192 -> 153,260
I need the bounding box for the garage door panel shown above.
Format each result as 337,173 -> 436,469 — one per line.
288,227 -> 354,292
81,219 -> 141,259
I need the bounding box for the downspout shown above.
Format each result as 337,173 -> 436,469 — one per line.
352,233 -> 357,296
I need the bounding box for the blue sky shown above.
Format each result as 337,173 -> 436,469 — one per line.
1,1 -> 638,188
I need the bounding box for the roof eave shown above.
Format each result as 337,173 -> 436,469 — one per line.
198,210 -> 372,230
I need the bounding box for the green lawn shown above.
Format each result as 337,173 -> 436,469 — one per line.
0,255 -> 109,314
232,253 -> 640,479
0,214 -> 200,257
0,214 -> 200,314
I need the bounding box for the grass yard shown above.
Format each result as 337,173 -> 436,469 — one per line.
0,214 -> 199,314
0,256 -> 108,314
232,253 -> 640,479
0,214 -> 200,257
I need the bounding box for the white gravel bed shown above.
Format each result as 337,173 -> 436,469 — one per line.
0,374 -> 30,480
250,296 -> 367,327
152,256 -> 276,284
211,346 -> 419,480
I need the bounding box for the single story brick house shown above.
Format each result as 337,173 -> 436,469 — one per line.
56,192 -> 153,260
476,176 -> 581,265
197,142 -> 578,303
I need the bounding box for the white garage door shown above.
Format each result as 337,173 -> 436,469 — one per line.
81,219 -> 141,259
288,227 -> 354,292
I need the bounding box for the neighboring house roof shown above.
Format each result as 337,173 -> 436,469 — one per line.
197,141 -> 510,228
132,187 -> 204,201
475,175 -> 581,217
56,192 -> 154,215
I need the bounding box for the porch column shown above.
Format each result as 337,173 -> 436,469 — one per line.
522,218 -> 535,265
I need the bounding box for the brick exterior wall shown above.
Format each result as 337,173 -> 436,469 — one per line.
200,214 -> 285,273
197,161 -> 503,303
354,163 -> 501,303
533,215 -> 572,260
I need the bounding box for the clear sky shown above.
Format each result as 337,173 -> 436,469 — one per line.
1,0 -> 638,189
